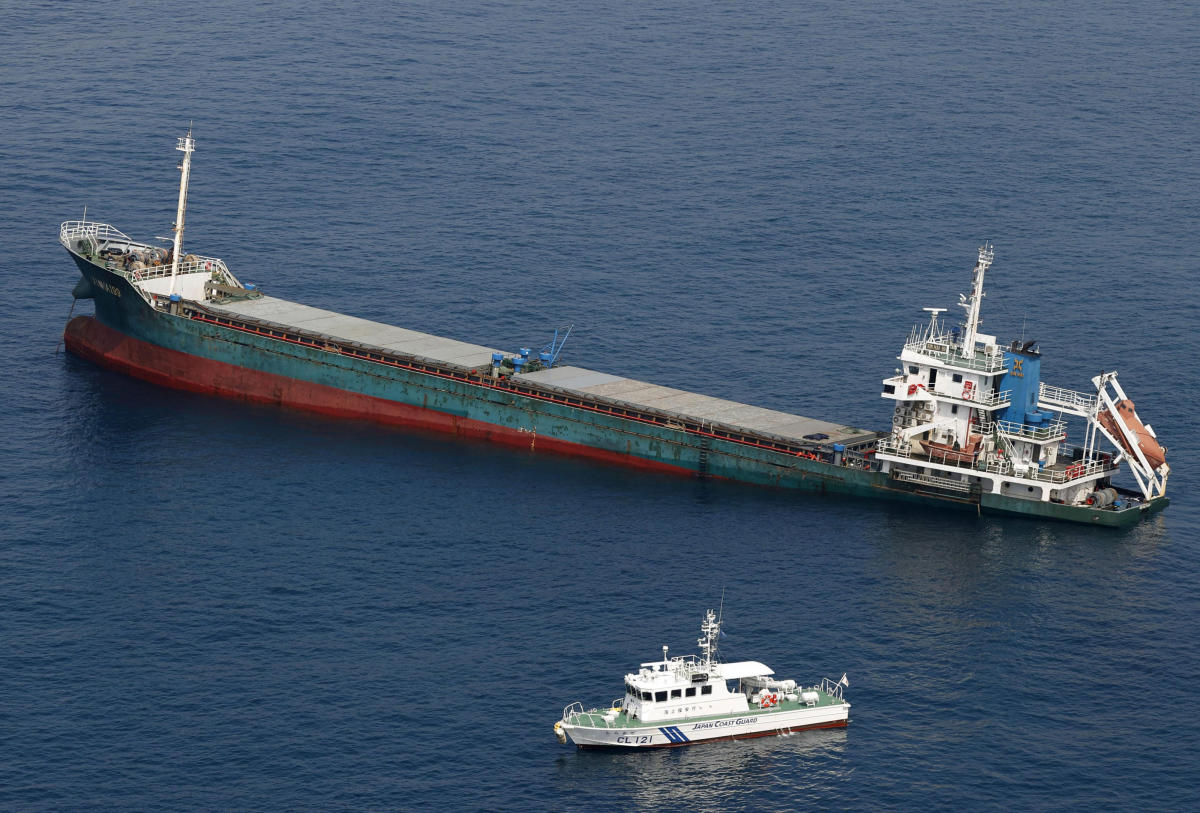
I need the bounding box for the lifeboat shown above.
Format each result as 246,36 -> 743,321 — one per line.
1097,399 -> 1166,469
919,434 -> 982,465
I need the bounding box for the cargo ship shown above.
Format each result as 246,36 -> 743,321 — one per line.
61,132 -> 1170,526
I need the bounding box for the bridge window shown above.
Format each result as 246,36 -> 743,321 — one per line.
671,689 -> 681,699
655,691 -> 667,702
685,687 -> 697,698
701,685 -> 713,696
641,691 -> 652,701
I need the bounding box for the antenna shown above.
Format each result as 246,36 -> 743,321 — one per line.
958,242 -> 993,359
168,126 -> 196,297
922,307 -> 947,338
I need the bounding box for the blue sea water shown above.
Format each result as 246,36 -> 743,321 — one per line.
2,1 -> 1199,809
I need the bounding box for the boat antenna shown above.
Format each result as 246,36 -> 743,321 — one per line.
168,126 -> 196,297
958,241 -> 993,360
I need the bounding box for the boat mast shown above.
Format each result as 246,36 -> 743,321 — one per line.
168,128 -> 196,297
958,242 -> 993,359
698,609 -> 720,669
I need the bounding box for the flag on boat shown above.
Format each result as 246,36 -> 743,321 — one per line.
839,674 -> 850,688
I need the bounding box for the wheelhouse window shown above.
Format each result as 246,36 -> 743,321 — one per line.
670,689 -> 681,699
701,685 -> 713,696
685,687 -> 697,698
655,691 -> 668,702
641,691 -> 652,701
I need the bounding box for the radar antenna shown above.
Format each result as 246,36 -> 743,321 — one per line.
921,307 -> 947,339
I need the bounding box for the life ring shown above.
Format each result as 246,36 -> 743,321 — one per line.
962,381 -> 975,400
204,260 -> 212,271
760,692 -> 779,708
907,384 -> 918,396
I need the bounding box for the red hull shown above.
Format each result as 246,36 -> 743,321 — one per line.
576,718 -> 849,750
63,316 -> 695,477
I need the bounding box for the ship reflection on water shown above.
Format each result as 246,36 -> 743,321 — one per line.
555,728 -> 850,809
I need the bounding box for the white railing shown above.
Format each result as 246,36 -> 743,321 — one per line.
1039,383 -> 1097,414
904,336 -> 1008,373
59,220 -> 131,246
893,470 -> 973,493
1029,458 -> 1117,484
121,256 -> 239,286
927,384 -> 1012,408
562,701 -> 624,728
61,219 -> 244,294
819,678 -> 846,701
995,419 -> 1067,441
876,437 -> 983,471
985,457 -> 1014,476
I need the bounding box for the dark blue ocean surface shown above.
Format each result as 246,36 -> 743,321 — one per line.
2,1 -> 1198,809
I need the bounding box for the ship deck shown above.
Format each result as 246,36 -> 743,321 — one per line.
202,294 -> 878,450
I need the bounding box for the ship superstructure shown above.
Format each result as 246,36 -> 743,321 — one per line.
59,131 -> 1170,527
875,244 -> 1169,513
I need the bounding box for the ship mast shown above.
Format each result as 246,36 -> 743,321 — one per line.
168,128 -> 196,297
698,609 -> 720,669
958,242 -> 993,359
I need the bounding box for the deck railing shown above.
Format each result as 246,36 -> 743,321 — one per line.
892,469 -> 973,493
927,384 -> 1012,408
60,220 -> 132,246
995,419 -> 1067,441
904,336 -> 1008,373
819,677 -> 847,701
562,701 -> 624,728
1039,382 -> 1098,415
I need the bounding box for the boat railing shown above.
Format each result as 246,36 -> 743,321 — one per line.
561,701 -> 624,728
904,336 -> 1008,373
927,384 -> 1012,408
1038,383 -> 1098,415
995,419 -> 1068,441
818,677 -> 846,701
876,437 -> 984,472
1028,457 -> 1117,484
60,220 -> 131,246
106,257 -> 244,301
892,469 -> 973,493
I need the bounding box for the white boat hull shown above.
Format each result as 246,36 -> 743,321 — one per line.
562,702 -> 850,748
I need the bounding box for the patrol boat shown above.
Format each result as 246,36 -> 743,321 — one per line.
554,610 -> 850,748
